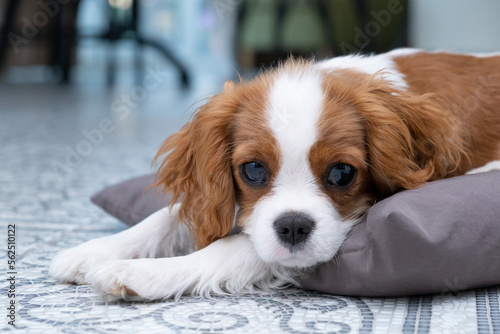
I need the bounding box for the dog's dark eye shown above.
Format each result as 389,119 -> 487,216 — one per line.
239,161 -> 268,186
327,163 -> 356,188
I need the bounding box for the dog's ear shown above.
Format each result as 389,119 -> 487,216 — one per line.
153,91 -> 238,249
357,81 -> 467,197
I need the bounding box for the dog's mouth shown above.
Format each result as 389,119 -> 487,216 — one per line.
269,243 -> 322,268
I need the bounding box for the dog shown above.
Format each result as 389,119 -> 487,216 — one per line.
51,49 -> 500,301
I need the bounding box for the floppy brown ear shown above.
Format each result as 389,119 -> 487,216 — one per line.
356,81 -> 467,197
152,92 -> 238,249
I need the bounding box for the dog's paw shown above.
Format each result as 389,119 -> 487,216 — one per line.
85,259 -> 166,301
50,237 -> 132,285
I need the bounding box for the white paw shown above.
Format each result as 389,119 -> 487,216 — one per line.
50,236 -> 134,285
466,160 -> 500,175
85,259 -> 168,301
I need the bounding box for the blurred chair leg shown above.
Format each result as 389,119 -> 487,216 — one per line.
0,0 -> 20,68
61,2 -> 79,83
134,40 -> 143,86
133,0 -> 189,89
53,1 -> 79,84
52,5 -> 65,82
106,41 -> 116,87
137,36 -> 189,89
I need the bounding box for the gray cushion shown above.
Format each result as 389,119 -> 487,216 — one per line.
91,171 -> 500,296
298,171 -> 500,296
91,175 -> 170,226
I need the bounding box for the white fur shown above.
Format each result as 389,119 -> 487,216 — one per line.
470,52 -> 500,58
466,160 -> 500,174
317,49 -> 419,91
385,47 -> 422,58
246,70 -> 356,268
50,204 -> 193,284
85,234 -> 292,301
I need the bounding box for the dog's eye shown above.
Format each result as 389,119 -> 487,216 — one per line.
327,163 -> 356,188
239,161 -> 268,186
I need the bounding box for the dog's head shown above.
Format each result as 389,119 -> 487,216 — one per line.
154,60 -> 464,267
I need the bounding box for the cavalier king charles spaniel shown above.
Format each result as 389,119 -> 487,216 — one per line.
51,49 -> 500,300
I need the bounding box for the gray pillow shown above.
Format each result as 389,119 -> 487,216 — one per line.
91,171 -> 500,296
91,175 -> 170,226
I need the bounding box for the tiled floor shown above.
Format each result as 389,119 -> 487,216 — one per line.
1,78 -> 499,333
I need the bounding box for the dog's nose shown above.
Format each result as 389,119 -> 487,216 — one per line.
274,213 -> 315,247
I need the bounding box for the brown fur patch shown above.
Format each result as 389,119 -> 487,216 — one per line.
152,72 -> 276,249
318,67 -> 469,198
394,52 -> 500,170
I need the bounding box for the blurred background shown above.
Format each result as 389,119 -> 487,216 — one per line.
0,0 -> 499,184
2,0 -> 499,88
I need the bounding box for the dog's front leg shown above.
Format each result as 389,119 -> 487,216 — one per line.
85,233 -> 292,301
50,203 -> 194,284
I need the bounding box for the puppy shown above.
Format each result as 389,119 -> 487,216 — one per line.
51,49 -> 500,300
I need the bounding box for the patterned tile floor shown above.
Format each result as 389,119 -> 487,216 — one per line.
1,81 -> 499,333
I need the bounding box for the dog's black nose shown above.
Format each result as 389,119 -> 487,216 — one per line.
274,213 -> 315,247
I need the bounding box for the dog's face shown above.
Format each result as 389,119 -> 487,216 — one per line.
154,61 -> 462,268
231,69 -> 375,267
